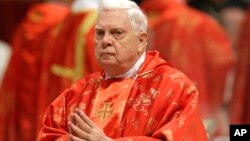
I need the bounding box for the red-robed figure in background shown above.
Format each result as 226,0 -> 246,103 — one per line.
36,0 -> 100,132
37,0 -> 208,140
141,0 -> 235,138
0,2 -> 69,141
230,7 -> 250,124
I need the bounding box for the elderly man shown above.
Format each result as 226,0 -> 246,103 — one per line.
37,0 -> 208,140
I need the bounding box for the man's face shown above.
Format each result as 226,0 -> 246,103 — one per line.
95,9 -> 145,76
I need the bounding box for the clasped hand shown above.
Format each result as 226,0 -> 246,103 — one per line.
68,108 -> 113,141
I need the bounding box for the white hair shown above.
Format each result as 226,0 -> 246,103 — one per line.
97,0 -> 148,34
71,0 -> 100,13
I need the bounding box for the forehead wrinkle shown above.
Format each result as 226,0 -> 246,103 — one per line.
98,10 -> 130,23
96,20 -> 130,31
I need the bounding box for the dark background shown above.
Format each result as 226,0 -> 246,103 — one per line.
0,0 -> 42,43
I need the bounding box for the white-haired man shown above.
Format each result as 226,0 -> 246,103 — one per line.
37,0 -> 208,140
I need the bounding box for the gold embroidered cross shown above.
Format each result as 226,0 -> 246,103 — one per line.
95,102 -> 113,120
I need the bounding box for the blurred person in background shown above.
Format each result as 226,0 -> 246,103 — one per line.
140,0 -> 235,139
36,0 -> 100,135
0,1 -> 70,140
230,1 -> 250,125
188,0 -> 224,24
219,0 -> 248,49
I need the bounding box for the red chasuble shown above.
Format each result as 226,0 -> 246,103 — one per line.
38,51 -> 208,141
0,3 -> 69,141
230,8 -> 250,124
36,9 -> 100,131
141,0 -> 235,135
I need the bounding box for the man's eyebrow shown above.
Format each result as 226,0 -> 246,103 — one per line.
111,28 -> 123,30
95,25 -> 103,29
95,26 -> 124,31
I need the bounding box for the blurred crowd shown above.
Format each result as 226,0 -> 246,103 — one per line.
0,0 -> 249,141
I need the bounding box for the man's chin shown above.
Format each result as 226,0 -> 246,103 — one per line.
99,61 -> 116,67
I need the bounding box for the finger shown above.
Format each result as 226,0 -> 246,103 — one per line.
76,108 -> 97,128
68,112 -> 77,125
69,121 -> 90,140
68,120 -> 74,135
68,113 -> 80,135
69,134 -> 88,141
72,112 -> 92,133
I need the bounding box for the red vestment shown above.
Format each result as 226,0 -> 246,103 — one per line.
230,8 -> 250,124
0,3 -> 69,141
141,0 -> 235,136
38,51 -> 208,141
36,9 -> 100,130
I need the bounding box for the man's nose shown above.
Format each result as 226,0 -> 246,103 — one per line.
102,33 -> 112,47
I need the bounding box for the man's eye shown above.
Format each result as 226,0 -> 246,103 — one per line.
112,31 -> 124,38
96,31 -> 104,38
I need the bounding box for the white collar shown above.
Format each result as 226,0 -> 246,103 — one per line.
105,52 -> 146,80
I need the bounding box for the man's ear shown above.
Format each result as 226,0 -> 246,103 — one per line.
138,32 -> 148,53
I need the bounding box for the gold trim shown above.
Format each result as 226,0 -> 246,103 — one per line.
51,12 -> 97,81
